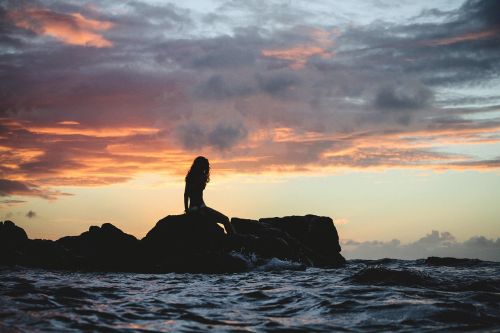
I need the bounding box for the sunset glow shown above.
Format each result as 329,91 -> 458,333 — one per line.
1,0 -> 499,258
261,28 -> 338,69
8,8 -> 113,47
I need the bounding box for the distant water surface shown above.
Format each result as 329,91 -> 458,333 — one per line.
1,257 -> 499,332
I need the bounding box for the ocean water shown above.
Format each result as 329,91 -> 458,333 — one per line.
1,257 -> 499,332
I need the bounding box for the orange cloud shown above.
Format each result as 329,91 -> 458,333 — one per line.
1,115 -> 499,201
421,28 -> 500,46
57,121 -> 80,125
261,28 -> 339,69
262,46 -> 332,70
27,125 -> 159,138
8,8 -> 113,47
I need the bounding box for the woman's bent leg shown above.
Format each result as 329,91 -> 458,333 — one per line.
203,207 -> 235,235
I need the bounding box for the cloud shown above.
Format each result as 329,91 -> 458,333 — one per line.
342,230 -> 500,262
0,179 -> 42,196
208,123 -> 248,150
8,8 -> 113,47
176,122 -> 248,151
0,199 -> 27,207
460,0 -> 500,26
421,28 -> 500,46
261,27 -> 339,70
0,0 -> 499,201
191,42 -> 256,69
262,45 -> 329,70
26,210 -> 36,218
0,179 -> 71,200
194,75 -> 254,100
447,157 -> 500,169
374,81 -> 434,111
257,72 -> 301,96
177,122 -> 205,150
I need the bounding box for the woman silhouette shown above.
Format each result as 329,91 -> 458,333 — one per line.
184,156 -> 235,235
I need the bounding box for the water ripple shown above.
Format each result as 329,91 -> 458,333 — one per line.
0,259 -> 499,332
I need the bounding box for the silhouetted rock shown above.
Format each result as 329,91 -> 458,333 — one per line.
260,215 -> 342,254
423,256 -> 482,267
143,214 -> 226,253
229,219 -> 311,264
56,223 -> 140,271
231,215 -> 345,267
0,220 -> 28,246
141,214 -> 246,273
21,239 -> 71,269
0,214 -> 345,272
0,220 -> 30,265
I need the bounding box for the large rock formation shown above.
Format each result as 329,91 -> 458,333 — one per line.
0,220 -> 29,265
141,214 -> 247,273
0,214 -> 345,273
230,215 -> 345,267
56,223 -> 140,271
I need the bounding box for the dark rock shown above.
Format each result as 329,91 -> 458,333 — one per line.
0,220 -> 28,246
0,220 -> 30,265
143,214 -> 226,253
21,239 -> 71,269
423,256 -> 482,267
0,213 -> 345,272
231,215 -> 345,267
141,214 -> 243,273
231,218 -> 264,234
56,223 -> 140,271
260,215 -> 342,254
229,224 -> 308,264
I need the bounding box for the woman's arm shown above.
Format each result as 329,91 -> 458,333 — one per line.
184,183 -> 189,213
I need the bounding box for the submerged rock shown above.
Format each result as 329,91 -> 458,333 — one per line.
0,213 -> 345,273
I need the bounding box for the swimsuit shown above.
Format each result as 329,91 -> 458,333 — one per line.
188,203 -> 206,212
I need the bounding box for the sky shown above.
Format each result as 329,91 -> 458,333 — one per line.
1,0 -> 499,260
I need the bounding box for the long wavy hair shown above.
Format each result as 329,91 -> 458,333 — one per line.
185,156 -> 210,186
